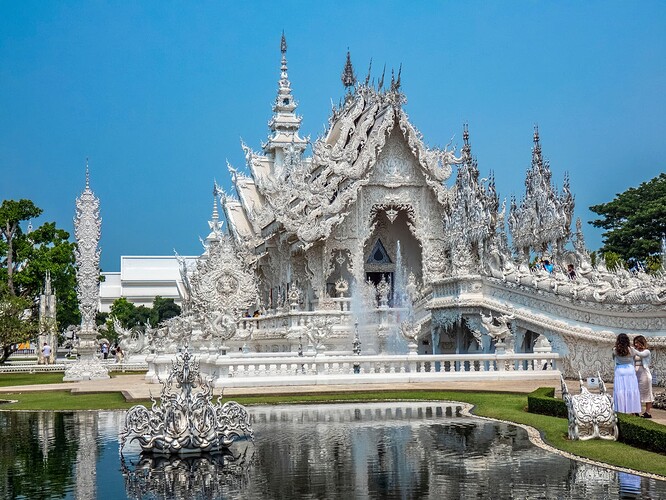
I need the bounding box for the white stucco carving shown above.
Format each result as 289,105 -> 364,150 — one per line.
144,37 -> 666,384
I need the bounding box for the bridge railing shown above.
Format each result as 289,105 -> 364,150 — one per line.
0,360 -> 148,374
146,351 -> 560,387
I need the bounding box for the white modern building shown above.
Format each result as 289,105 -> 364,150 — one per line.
99,256 -> 196,312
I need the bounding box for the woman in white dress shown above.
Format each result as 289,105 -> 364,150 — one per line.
633,335 -> 653,418
612,333 -> 641,414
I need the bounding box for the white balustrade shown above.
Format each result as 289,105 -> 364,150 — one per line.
145,351 -> 560,387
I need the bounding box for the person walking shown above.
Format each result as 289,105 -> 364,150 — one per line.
612,333 -> 641,414
115,346 -> 124,364
41,342 -> 52,365
633,335 -> 654,418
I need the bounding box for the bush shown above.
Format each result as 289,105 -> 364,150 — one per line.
528,387 -> 666,454
527,387 -> 567,418
617,413 -> 666,454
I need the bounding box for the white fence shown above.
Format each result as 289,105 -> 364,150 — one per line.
0,361 -> 148,374
146,351 -> 560,387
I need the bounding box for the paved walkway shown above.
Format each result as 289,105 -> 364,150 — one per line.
1,374 -> 664,425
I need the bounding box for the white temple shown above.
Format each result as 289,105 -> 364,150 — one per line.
117,35 -> 666,385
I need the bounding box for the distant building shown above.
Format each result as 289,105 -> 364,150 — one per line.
99,255 -> 196,312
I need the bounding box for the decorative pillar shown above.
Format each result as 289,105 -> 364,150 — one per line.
37,271 -> 57,364
64,166 -> 109,381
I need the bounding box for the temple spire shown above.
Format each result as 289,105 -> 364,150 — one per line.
85,157 -> 90,190
364,58 -> 372,86
206,184 -> 223,243
265,32 -> 306,156
341,49 -> 356,91
44,270 -> 52,295
462,123 -> 471,162
532,124 -> 543,169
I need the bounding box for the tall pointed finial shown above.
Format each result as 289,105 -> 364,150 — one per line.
211,190 -> 219,221
395,63 -> 402,90
364,58 -> 372,86
206,183 -> 223,243
44,270 -> 52,295
378,64 -> 386,90
265,32 -> 306,154
85,157 -> 90,189
341,49 -> 356,90
462,123 -> 471,161
532,124 -> 543,168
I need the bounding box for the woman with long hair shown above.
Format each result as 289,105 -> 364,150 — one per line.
633,335 -> 654,418
612,333 -> 641,414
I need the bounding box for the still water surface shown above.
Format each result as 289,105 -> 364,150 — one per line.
0,402 -> 663,499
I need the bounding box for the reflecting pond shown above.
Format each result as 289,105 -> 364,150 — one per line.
0,402 -> 663,499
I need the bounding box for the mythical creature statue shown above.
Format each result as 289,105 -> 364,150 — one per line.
114,317 -> 149,358
480,311 -> 514,343
561,374 -> 617,441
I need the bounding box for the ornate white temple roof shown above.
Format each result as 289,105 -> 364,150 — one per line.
223,40 -> 462,250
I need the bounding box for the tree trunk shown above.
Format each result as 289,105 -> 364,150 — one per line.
2,221 -> 16,295
0,344 -> 15,365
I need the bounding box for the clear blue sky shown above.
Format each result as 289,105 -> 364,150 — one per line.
2,1 -> 665,271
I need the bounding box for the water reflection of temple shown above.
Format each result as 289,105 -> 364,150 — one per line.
2,407 -> 666,498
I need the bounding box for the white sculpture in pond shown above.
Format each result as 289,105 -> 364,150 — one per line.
121,348 -> 253,454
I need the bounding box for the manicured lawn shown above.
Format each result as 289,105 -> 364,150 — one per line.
0,372 -> 66,387
0,390 -> 135,410
0,371 -> 147,387
1,388 -> 664,476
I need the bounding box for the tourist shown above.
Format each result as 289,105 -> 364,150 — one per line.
567,264 -> 576,280
541,259 -> 554,273
612,333 -> 641,414
101,342 -> 109,359
41,342 -> 52,365
633,335 -> 654,418
115,346 -> 124,364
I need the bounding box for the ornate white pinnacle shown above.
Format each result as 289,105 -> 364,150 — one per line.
74,167 -> 102,338
64,165 -> 108,381
265,32 -> 306,153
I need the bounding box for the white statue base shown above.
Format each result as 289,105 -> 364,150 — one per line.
63,358 -> 110,381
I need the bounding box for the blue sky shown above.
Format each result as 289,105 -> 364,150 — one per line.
2,1 -> 665,271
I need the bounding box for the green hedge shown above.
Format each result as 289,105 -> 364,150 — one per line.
617,413 -> 666,454
527,386 -> 568,418
527,387 -> 666,454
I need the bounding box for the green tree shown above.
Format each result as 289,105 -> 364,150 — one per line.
107,296 -> 181,342
0,286 -> 37,363
0,199 -> 79,362
590,173 -> 666,267
109,298 -> 138,328
150,296 -> 181,325
13,222 -> 79,330
0,199 -> 43,295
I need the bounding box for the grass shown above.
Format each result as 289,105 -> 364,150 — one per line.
0,390 -> 135,410
0,371 -> 145,387
0,372 -> 67,387
0,388 -> 664,476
